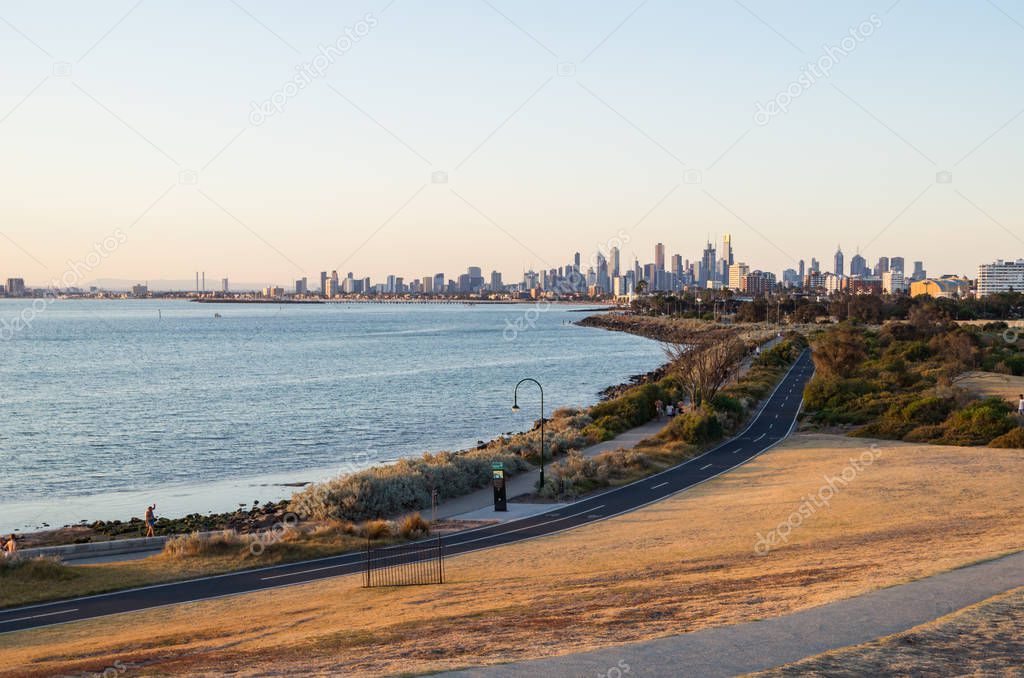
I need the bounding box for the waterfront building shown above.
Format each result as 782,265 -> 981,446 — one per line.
911,277 -> 971,299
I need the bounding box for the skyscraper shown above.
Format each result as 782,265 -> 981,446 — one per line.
319,271 -> 328,295
700,241 -> 717,286
850,253 -> 867,277
723,233 -> 734,266
834,246 -> 844,277
875,256 -> 889,275
655,243 -> 666,272
610,247 -> 621,279
799,259 -> 805,279
811,258 -> 820,272
890,257 -> 905,275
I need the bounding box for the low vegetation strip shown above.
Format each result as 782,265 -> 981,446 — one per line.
802,312 -> 1024,447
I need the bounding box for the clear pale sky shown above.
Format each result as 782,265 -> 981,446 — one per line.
1,0 -> 1021,286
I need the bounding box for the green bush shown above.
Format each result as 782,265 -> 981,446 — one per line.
938,398 -> 1015,446
901,396 -> 955,426
662,407 -> 723,445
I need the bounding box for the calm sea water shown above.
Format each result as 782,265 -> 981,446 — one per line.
0,300 -> 664,531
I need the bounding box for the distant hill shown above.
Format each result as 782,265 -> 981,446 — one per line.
85,279 -> 275,293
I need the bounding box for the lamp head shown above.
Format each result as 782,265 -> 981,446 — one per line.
511,402 -> 521,413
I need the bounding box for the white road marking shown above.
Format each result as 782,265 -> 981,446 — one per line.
731,448 -> 743,454
0,608 -> 78,625
700,463 -> 713,470
753,433 -> 766,442
651,482 -> 669,490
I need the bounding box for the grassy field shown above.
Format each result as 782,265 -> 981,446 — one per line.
2,433 -> 1021,677
750,586 -> 1024,677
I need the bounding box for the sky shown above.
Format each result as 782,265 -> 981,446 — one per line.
0,0 -> 1022,287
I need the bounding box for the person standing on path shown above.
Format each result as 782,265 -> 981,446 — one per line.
145,504 -> 157,537
1018,394 -> 1024,417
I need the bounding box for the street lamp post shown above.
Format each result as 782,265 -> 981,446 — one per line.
512,378 -> 546,490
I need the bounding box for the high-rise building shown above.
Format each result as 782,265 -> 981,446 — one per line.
295,277 -> 307,294
655,243 -> 666,272
875,256 -> 890,276
490,270 -> 503,291
723,233 -> 734,266
221,278 -> 229,293
834,246 -> 844,277
890,257 -> 905,275
319,271 -> 328,295
728,262 -> 750,291
811,258 -> 820,273
433,273 -> 445,295
324,278 -> 338,298
978,260 -> 1024,296
850,253 -> 867,277
912,261 -> 926,281
610,247 -> 621,279
4,278 -> 25,296
422,276 -> 434,294
798,259 -> 805,279
700,242 -> 717,286
882,270 -> 907,294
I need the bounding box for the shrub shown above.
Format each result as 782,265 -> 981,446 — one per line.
710,394 -> 744,416
901,396 -> 954,426
360,519 -> 392,540
0,555 -> 77,581
988,425 -> 1024,448
903,424 -> 946,443
398,513 -> 430,539
662,407 -> 723,445
939,398 -> 1015,446
162,531 -> 244,559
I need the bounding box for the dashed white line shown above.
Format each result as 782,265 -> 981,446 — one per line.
651,482 -> 669,490
731,448 -> 743,454
699,463 -> 713,470
753,433 -> 766,442
0,608 -> 78,625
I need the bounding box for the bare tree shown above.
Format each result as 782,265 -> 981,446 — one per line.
665,329 -> 747,407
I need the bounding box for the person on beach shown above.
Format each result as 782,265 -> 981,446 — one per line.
145,504 -> 157,537
1018,394 -> 1024,417
3,534 -> 16,558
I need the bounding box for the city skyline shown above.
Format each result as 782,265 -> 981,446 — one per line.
1,2 -> 1020,284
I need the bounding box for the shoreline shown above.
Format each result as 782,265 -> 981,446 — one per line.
7,313 -> 667,546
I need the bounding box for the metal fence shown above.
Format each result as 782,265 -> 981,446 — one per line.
363,537 -> 445,587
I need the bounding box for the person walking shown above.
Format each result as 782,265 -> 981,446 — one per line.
1017,394 -> 1024,417
655,400 -> 664,421
3,534 -> 17,558
145,504 -> 157,537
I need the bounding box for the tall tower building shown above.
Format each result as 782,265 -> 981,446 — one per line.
834,246 -> 844,277
798,259 -> 805,279
700,241 -> 717,286
723,233 -> 734,266
655,243 -> 666,271
610,246 -> 621,278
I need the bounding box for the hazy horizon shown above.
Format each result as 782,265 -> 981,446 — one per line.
1,1 -> 1020,286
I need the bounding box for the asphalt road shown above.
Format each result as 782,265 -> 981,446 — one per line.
0,349 -> 814,636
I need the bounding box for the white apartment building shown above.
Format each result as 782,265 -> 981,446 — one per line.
882,270 -> 908,294
978,260 -> 1024,296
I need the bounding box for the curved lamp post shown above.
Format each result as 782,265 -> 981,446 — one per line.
512,378 -> 546,490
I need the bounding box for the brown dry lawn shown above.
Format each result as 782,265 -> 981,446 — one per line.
750,586 -> 1024,677
2,433 -> 1022,677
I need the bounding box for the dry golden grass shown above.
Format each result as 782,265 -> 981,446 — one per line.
956,369 -> 1024,406
750,586 -> 1024,677
2,433 -> 1022,677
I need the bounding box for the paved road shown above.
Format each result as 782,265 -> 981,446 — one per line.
0,350 -> 814,636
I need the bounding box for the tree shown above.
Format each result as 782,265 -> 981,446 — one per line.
665,329 -> 747,407
812,324 -> 867,378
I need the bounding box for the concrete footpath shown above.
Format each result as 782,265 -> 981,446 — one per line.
442,550 -> 1024,678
